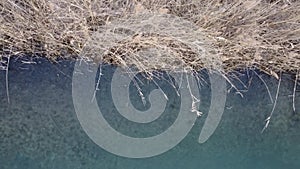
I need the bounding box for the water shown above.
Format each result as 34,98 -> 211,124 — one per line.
0,57 -> 299,169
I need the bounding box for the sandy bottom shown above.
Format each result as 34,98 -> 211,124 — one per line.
0,57 -> 299,169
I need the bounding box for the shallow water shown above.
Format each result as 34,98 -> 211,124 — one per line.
0,57 -> 299,169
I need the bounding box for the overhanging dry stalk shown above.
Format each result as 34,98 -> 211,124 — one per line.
261,71 -> 282,133
293,70 -> 299,112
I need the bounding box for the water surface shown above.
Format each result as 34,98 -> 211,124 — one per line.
0,57 -> 299,169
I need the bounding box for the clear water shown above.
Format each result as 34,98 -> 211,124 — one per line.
0,57 -> 299,169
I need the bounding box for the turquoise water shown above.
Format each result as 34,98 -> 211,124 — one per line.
0,57 -> 299,169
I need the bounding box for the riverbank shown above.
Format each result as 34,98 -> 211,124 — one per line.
1,0 -> 299,78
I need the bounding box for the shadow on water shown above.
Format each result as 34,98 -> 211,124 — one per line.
0,57 -> 299,169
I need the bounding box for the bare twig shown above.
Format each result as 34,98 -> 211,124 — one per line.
6,55 -> 10,104
186,72 -> 202,117
92,63 -> 103,102
293,70 -> 299,113
261,71 -> 282,133
221,73 -> 244,98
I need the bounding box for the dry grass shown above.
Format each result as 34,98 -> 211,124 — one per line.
0,0 -> 299,77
